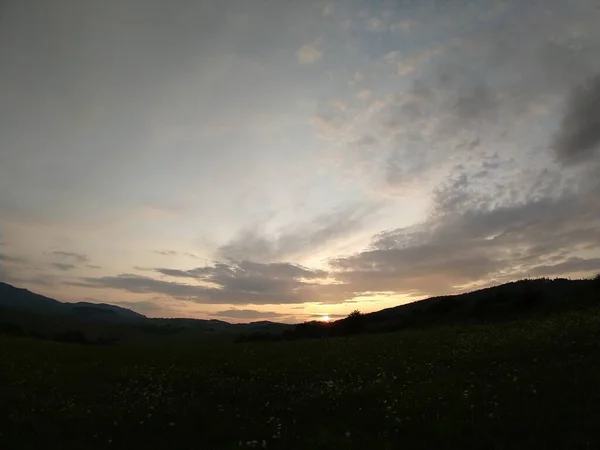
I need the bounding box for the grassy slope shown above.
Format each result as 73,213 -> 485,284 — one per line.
2,306 -> 600,450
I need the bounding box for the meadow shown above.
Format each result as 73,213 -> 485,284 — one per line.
2,307 -> 600,450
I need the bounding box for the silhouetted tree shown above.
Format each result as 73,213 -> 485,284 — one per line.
342,310 -> 365,335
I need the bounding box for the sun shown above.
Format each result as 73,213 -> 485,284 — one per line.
320,315 -> 331,322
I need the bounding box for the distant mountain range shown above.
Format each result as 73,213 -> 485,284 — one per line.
2,276 -> 599,342
0,282 -> 291,332
0,282 -> 146,323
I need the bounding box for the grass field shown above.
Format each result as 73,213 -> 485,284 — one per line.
2,307 -> 600,450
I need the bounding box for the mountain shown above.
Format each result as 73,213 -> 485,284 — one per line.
3,276 -> 598,344
0,282 -> 64,313
0,282 -> 146,323
0,282 -> 293,334
362,277 -> 599,330
238,276 -> 600,342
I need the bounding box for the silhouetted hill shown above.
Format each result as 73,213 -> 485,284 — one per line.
0,282 -> 146,323
3,276 -> 599,345
0,282 -> 293,342
363,277 -> 599,331
0,282 -> 64,313
239,276 -> 600,342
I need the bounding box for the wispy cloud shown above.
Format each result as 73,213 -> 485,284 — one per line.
52,263 -> 76,271
297,42 -> 323,64
153,250 -> 179,257
216,202 -> 381,263
51,251 -> 89,263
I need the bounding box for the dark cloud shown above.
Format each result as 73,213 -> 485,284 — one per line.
372,1 -> 600,188
554,75 -> 600,164
155,261 -> 326,281
69,274 -> 201,297
51,251 -> 89,263
70,260 -> 335,305
52,263 -> 76,271
528,257 -> 600,278
155,268 -> 195,278
86,264 -> 102,269
210,309 -> 288,320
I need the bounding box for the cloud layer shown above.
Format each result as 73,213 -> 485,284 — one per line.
554,75 -> 600,164
1,0 -> 600,320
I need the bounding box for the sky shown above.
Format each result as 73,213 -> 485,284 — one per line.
1,0 -> 600,323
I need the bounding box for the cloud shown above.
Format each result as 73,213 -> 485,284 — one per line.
0,252 -> 28,282
0,254 -> 22,263
153,250 -> 178,257
346,1 -> 600,193
71,260 -> 337,305
69,163 -> 600,305
155,268 -> 196,278
312,114 -> 346,140
158,260 -> 327,281
357,90 -> 372,100
553,75 -> 600,164
217,203 -> 381,262
7,274 -> 58,287
6,0 -> 600,315
395,47 -> 443,76
391,19 -> 417,33
210,309 -> 288,320
297,43 -> 322,64
528,257 -> 600,278
329,172 -> 600,297
365,17 -> 386,33
51,251 -> 89,263
308,313 -> 345,319
109,300 -> 164,315
86,264 -> 102,269
52,263 -> 76,271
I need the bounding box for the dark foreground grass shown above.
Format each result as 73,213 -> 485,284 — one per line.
2,308 -> 600,450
